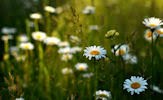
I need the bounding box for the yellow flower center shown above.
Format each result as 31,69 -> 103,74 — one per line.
90,50 -> 100,55
24,45 -> 30,49
156,30 -> 163,35
131,82 -> 141,89
99,93 -> 107,97
118,49 -> 125,55
79,66 -> 85,71
149,24 -> 157,27
36,35 -> 42,39
147,31 -> 152,38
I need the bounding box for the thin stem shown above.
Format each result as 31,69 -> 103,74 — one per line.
150,28 -> 155,100
34,19 -> 39,31
25,19 -> 31,41
93,59 -> 98,93
151,29 -> 154,80
46,12 -> 51,35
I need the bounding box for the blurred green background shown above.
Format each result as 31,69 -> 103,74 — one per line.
0,0 -> 163,100
1,0 -> 163,59
1,0 -> 163,32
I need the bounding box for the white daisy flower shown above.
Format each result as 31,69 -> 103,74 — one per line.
18,34 -> 28,43
89,25 -> 99,31
15,97 -> 24,100
61,67 -> 73,75
82,72 -> 94,78
83,46 -> 107,60
32,31 -> 46,41
19,42 -> 34,50
144,29 -> 157,42
82,6 -> 95,15
142,17 -> 163,29
1,27 -> 16,34
122,54 -> 138,64
58,47 -> 72,54
55,6 -> 63,14
75,63 -> 88,71
1,35 -> 13,41
95,90 -> 112,100
155,28 -> 163,37
71,46 -> 82,54
111,44 -> 129,56
58,41 -> 70,47
44,37 -> 61,46
9,46 -> 19,55
70,35 -> 81,43
123,76 -> 148,95
44,6 -> 56,13
61,54 -> 73,62
30,13 -> 42,19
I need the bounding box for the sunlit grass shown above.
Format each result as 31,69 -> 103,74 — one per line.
0,0 -> 163,100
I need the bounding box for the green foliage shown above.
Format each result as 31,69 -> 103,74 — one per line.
0,0 -> 163,100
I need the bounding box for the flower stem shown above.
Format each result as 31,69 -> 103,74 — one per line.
46,12 -> 50,35
34,19 -> 39,31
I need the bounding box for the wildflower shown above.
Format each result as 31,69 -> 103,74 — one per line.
70,35 -> 81,43
95,90 -> 112,100
89,25 -> 99,31
150,85 -> 163,94
30,13 -> 42,19
18,34 -> 28,43
122,54 -> 138,64
58,41 -> 70,47
55,6 -> 63,14
44,6 -> 56,13
123,76 -> 148,95
142,17 -> 163,29
155,28 -> 163,37
44,37 -> 61,46
1,35 -> 13,41
19,42 -> 34,50
82,73 -> 94,78
75,63 -> 88,71
58,46 -> 82,54
58,47 -> 72,54
61,54 -> 73,61
144,29 -> 157,42
1,27 -> 16,34
83,46 -> 107,60
32,31 -> 46,41
15,97 -> 24,100
111,44 -> 129,56
10,46 -> 19,55
61,67 -> 73,75
105,30 -> 119,39
71,46 -> 82,54
16,55 -> 26,62
82,6 -> 95,15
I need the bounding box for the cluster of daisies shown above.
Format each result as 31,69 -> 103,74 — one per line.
143,17 -> 163,42
14,16 -> 163,99
81,17 -> 163,99
83,17 -> 163,97
95,77 -> 159,98
2,3 -> 162,99
83,45 -> 147,97
1,27 -> 16,45
111,44 -> 138,64
61,62 -> 91,76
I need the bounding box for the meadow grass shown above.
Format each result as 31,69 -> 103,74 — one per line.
0,0 -> 163,100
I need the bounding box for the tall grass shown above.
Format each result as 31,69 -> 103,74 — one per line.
0,0 -> 163,100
